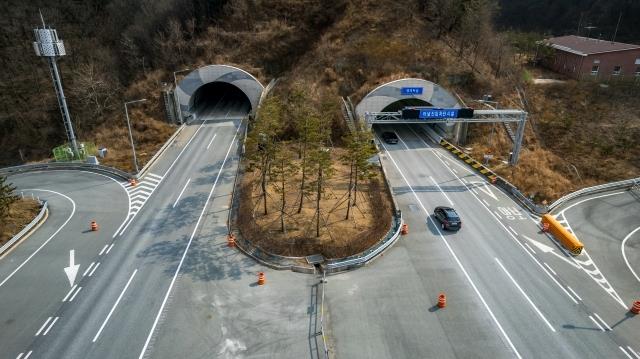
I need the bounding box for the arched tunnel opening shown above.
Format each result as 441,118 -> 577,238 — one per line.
190,81 -> 252,119
381,98 -> 432,112
373,98 -> 447,141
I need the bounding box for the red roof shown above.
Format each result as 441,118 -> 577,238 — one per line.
544,35 -> 640,56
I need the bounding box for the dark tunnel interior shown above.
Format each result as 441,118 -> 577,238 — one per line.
190,81 -> 251,118
381,98 -> 432,112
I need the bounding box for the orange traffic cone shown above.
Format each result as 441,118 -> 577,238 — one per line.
257,272 -> 266,285
631,300 -> 640,314
542,222 -> 550,232
90,220 -> 99,231
401,223 -> 409,235
437,293 -> 447,308
129,178 -> 137,187
227,233 -> 236,247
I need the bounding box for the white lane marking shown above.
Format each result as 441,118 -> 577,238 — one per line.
0,189 -> 75,287
473,182 -> 498,201
589,315 -> 605,332
494,210 -> 502,219
620,347 -> 634,359
495,257 -> 556,333
429,154 -> 581,305
429,176 -> 454,206
172,178 -> 191,208
452,168 -> 458,174
395,131 -> 411,150
88,262 -> 100,277
42,316 -> 59,336
62,285 -> 78,302
23,351 -> 32,359
92,269 -> 138,342
376,137 -> 523,359
206,133 -> 217,150
543,262 -> 557,276
99,244 -> 108,256
621,226 -> 640,284
508,226 -> 518,236
627,346 -> 640,359
139,123 -> 242,359
462,178 -> 468,184
83,262 -> 96,277
524,242 -> 536,254
471,188 -> 479,195
147,173 -> 163,180
69,287 -> 82,302
35,317 -> 52,336
16,353 -> 23,359
593,313 -> 612,331
105,243 -> 114,255
567,286 -> 582,301
162,120 -> 208,179
482,199 -> 490,207
524,235 -> 581,269
559,191 -> 625,216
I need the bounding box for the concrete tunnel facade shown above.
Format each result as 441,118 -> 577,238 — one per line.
355,78 -> 461,137
176,64 -> 264,117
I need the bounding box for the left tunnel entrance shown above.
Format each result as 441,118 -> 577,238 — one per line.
190,82 -> 252,118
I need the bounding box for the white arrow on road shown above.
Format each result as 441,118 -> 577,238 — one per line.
63,250 -> 80,287
523,235 -> 580,269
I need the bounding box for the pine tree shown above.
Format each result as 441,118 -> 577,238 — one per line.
270,142 -> 297,233
0,176 -> 18,222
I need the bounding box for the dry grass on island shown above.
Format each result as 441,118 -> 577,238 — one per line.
0,198 -> 41,246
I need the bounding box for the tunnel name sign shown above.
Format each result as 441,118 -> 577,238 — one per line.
400,87 -> 423,95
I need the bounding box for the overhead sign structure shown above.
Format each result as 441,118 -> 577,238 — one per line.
401,107 -> 474,120
400,87 -> 423,95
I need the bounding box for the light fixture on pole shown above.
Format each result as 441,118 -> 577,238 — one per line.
33,11 -> 80,159
124,99 -> 147,173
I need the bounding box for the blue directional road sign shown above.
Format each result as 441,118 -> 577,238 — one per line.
419,108 -> 459,119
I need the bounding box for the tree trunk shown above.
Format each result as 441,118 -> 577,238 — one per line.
316,164 -> 322,237
297,145 -> 307,213
352,166 -> 359,206
345,161 -> 354,220
261,155 -> 268,215
281,171 -> 286,233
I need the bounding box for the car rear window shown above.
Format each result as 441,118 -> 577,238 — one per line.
445,210 -> 459,220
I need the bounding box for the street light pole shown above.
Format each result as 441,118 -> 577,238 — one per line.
124,98 -> 147,174
173,69 -> 190,124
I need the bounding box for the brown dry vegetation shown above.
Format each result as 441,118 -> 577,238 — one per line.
0,198 -> 40,245
237,147 -> 392,258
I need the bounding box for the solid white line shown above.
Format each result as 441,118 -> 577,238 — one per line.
493,210 -> 502,219
482,198 -> 490,207
0,190 -> 75,288
495,257 -> 556,333
83,262 -> 96,277
524,242 -> 536,254
567,286 -> 582,301
139,123 -> 242,359
92,269 -> 138,342
35,317 -> 52,336
105,243 -> 115,255
62,285 -> 78,302
559,191 -> 625,216
593,313 -> 612,331
620,347 -> 634,359
508,226 -> 518,236
172,178 -> 191,208
162,120 -> 207,179
589,315 -> 605,331
69,287 -> 82,302
395,131 -> 411,150
16,353 -> 23,359
42,316 -> 59,336
376,137 -> 522,359
543,262 -> 557,276
621,226 -> 640,284
23,352 -> 32,359
88,262 -> 100,277
206,133 -> 217,150
627,346 -> 640,359
99,244 -> 108,256
429,176 -> 454,206
428,152 -> 581,305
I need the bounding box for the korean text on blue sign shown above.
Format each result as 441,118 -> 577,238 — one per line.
400,87 -> 423,95
419,109 -> 459,119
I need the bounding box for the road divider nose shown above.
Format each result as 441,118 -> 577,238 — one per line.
541,214 -> 583,255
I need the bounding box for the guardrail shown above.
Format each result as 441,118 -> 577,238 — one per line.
548,176 -> 640,211
0,162 -> 131,181
319,271 -> 330,358
0,200 -> 47,255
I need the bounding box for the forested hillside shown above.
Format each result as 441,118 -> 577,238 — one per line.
497,0 -> 640,43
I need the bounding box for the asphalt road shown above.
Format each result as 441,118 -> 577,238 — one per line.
324,124 -> 639,359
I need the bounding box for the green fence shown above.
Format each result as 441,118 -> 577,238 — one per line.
52,142 -> 97,162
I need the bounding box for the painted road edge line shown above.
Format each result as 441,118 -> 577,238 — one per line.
172,178 -> 191,208
138,122 -> 242,359
495,257 -> 556,333
92,269 -> 138,342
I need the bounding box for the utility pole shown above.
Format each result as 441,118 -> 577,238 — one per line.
33,11 -> 80,159
124,99 -> 147,173
612,11 -> 622,43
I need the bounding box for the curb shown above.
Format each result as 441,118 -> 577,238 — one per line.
0,201 -> 48,257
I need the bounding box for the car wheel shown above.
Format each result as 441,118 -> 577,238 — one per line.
441,223 -> 445,230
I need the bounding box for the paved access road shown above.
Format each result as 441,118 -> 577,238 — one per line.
324,124 -> 639,359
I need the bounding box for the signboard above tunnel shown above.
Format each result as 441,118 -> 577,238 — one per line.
176,65 -> 264,118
